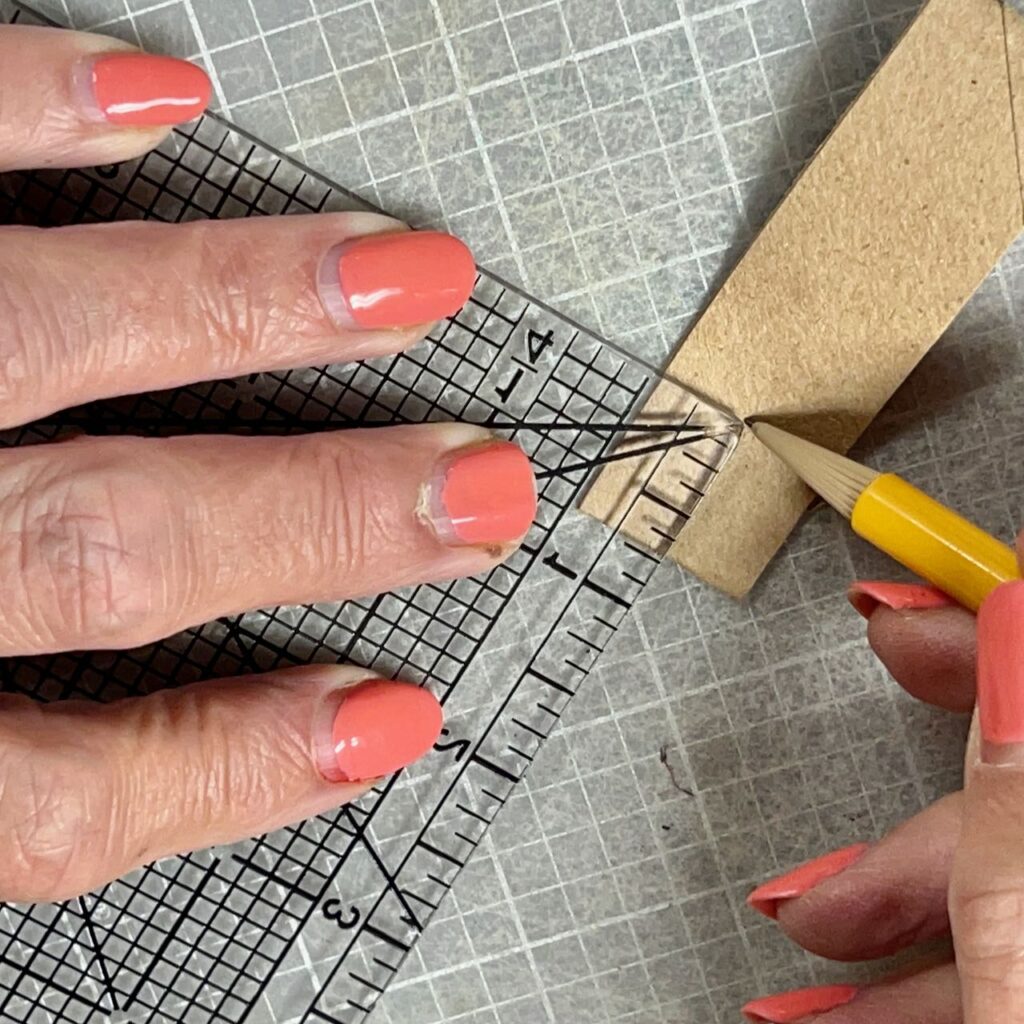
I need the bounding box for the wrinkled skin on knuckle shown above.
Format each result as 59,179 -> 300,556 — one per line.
0,237 -> 62,426
289,435 -> 395,584
0,220 -> 328,428
0,710 -> 119,902
954,887 -> 1024,992
0,442 -> 189,650
119,682 -> 312,852
181,221 -> 327,372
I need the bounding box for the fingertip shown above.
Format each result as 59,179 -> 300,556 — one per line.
320,679 -> 443,784
747,843 -> 870,922
0,26 -> 210,171
421,438 -> 537,549
847,580 -> 954,620
977,581 -> 1024,755
319,231 -> 477,331
76,51 -> 211,127
867,605 -> 977,712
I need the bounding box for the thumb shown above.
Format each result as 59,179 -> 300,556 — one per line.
950,580 -> 1024,1022
0,666 -> 442,901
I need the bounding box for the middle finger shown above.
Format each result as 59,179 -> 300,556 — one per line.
0,213 -> 475,428
0,423 -> 535,654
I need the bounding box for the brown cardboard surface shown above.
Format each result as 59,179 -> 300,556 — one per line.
583,0 -> 1024,599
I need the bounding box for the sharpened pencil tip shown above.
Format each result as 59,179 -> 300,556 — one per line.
745,421 -> 879,519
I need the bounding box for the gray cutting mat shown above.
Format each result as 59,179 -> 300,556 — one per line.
22,0 -> 1024,1020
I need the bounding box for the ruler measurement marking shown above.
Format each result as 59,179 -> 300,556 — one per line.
348,974 -> 383,994
511,717 -> 546,740
363,924 -> 410,953
455,803 -> 492,824
528,668 -> 574,696
624,542 -> 661,564
309,1009 -> 344,1024
345,812 -> 424,933
580,579 -> 631,610
469,754 -> 520,784
639,489 -> 691,515
417,840 -> 463,868
567,629 -> 601,651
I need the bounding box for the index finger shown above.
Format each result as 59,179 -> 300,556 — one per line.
0,24 -> 210,172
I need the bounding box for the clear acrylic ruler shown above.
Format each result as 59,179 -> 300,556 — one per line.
0,4 -> 737,1022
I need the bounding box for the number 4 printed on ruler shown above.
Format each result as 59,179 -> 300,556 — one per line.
494,327 -> 557,405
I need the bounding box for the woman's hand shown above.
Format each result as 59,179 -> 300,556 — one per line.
742,554 -> 1024,1022
0,25 -> 536,902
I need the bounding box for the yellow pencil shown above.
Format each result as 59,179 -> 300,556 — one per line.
749,421 -> 1019,613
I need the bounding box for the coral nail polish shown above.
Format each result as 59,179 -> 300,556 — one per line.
747,844 -> 869,920
423,441 -> 537,547
742,984 -> 858,1022
847,580 -> 953,619
977,581 -> 1024,750
326,680 -> 443,783
318,231 -> 476,329
80,53 -> 211,126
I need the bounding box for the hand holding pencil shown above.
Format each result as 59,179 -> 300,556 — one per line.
741,424 -> 1024,1024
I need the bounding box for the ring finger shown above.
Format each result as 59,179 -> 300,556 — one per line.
743,963 -> 961,1023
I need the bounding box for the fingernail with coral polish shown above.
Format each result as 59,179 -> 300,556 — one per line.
742,985 -> 858,1022
318,231 -> 476,330
977,581 -> 1024,763
747,843 -> 869,920
76,53 -> 211,126
318,680 -> 443,783
421,440 -> 537,547
847,581 -> 953,619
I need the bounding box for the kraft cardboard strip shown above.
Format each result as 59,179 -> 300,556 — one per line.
582,0 -> 1024,599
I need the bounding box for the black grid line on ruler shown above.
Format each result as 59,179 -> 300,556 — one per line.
0,102 -> 678,1022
